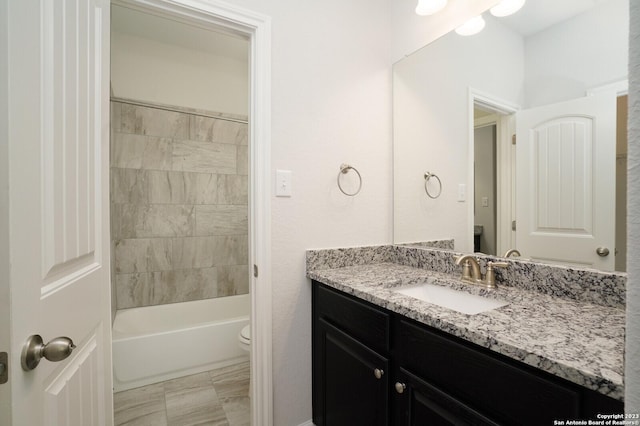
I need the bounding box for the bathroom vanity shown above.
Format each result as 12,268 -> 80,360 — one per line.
307,245 -> 625,426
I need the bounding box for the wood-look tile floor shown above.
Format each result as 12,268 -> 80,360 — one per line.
114,362 -> 250,426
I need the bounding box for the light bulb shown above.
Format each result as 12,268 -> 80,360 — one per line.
455,15 -> 486,36
490,0 -> 526,17
415,0 -> 448,16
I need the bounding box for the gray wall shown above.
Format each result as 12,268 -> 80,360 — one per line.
110,100 -> 248,310
626,0 -> 640,411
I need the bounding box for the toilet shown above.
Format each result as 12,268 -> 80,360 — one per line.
238,324 -> 250,352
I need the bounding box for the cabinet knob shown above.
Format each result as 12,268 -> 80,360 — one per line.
373,368 -> 384,379
395,382 -> 406,394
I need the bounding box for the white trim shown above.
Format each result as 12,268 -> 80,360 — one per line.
469,88 -> 519,256
297,421 -> 315,426
587,79 -> 629,97
0,1 -> 11,424
471,89 -> 520,116
110,1 -> 273,425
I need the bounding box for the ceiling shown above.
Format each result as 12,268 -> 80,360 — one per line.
111,4 -> 249,62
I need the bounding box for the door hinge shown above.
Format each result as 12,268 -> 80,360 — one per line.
511,134 -> 516,145
0,352 -> 8,384
253,264 -> 258,278
511,220 -> 517,231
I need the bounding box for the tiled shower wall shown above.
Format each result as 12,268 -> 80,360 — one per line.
110,100 -> 249,310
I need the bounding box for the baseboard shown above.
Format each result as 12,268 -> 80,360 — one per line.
297,421 -> 314,426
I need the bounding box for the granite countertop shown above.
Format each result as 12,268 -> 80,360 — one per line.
307,261 -> 625,401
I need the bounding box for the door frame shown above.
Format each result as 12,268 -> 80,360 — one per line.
0,1 -> 10,424
468,88 -> 519,256
111,0 -> 273,424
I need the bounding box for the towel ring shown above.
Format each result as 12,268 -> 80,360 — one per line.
424,172 -> 442,199
337,164 -> 362,196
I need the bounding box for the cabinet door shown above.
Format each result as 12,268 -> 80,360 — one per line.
316,318 -> 389,426
394,368 -> 499,426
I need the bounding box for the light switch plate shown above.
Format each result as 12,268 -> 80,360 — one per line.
482,196 -> 488,207
458,184 -> 466,202
276,169 -> 292,197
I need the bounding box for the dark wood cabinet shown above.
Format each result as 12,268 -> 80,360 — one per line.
312,280 -> 623,426
395,318 -> 582,425
317,318 -> 389,426
313,281 -> 391,426
393,368 -> 499,426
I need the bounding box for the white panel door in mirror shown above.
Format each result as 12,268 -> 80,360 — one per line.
516,92 -> 616,270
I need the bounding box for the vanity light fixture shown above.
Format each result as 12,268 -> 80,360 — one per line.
415,0 -> 448,16
490,0 -> 526,17
455,15 -> 485,36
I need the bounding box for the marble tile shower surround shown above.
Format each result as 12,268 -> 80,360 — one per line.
306,244 -> 626,309
111,100 -> 249,310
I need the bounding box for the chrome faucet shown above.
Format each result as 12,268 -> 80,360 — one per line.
454,255 -> 508,289
503,249 -> 521,258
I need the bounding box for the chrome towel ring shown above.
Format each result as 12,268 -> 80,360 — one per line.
424,172 -> 442,199
337,164 -> 362,196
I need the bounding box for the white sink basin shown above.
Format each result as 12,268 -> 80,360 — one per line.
394,283 -> 508,315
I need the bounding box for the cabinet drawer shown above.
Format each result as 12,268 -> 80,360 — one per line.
397,318 -> 581,425
314,282 -> 390,353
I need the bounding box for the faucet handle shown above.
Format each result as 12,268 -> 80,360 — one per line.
454,256 -> 472,280
484,261 -> 509,289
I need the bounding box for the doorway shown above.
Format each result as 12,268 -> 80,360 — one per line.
110,0 -> 272,424
470,91 -> 518,258
473,108 -> 498,255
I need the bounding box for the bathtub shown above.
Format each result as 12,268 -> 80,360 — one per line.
112,294 -> 250,392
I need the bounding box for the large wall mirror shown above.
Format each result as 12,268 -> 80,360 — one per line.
393,0 -> 628,272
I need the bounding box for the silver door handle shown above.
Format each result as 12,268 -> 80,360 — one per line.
373,368 -> 384,379
21,335 -> 76,371
596,247 -> 610,257
395,382 -> 406,394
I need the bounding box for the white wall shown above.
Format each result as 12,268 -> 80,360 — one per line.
625,0 -> 640,411
110,31 -> 249,115
393,19 -> 523,250
216,1 -> 393,424
524,0 -> 628,108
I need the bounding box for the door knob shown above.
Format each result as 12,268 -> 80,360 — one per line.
21,335 -> 76,371
596,247 -> 610,257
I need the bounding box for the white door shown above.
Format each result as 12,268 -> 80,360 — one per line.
4,0 -> 113,425
515,92 -> 616,270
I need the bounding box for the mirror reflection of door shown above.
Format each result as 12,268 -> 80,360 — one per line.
514,91 -> 627,272
473,91 -> 627,272
473,108 -> 497,255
